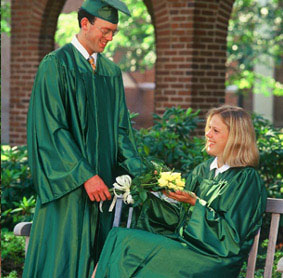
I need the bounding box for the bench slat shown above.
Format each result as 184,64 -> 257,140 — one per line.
264,213 -> 281,278
246,229 -> 260,278
112,198 -> 123,227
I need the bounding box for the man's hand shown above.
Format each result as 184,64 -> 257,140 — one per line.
84,175 -> 112,202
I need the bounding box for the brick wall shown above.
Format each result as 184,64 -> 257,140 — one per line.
10,0 -> 65,145
151,0 -> 234,132
10,0 -> 235,144
125,69 -> 155,129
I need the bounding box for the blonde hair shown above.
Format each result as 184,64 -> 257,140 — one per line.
205,105 -> 259,167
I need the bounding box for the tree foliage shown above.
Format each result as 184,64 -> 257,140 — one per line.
227,0 -> 283,96
1,0 -> 11,35
54,12 -> 79,47
106,0 -> 155,72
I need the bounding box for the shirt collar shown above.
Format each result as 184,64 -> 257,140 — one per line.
210,157 -> 230,177
71,35 -> 97,63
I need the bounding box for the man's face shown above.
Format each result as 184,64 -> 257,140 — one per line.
84,17 -> 118,54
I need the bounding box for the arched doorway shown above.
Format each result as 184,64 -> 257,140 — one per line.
10,0 -> 235,144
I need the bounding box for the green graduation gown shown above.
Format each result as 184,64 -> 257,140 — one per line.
24,43 -> 142,278
95,158 -> 267,278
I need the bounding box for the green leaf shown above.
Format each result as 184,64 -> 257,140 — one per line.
139,191 -> 147,202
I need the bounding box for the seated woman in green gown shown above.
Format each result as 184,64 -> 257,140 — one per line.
94,105 -> 267,278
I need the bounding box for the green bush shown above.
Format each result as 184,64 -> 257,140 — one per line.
252,114 -> 283,199
134,107 -> 209,178
1,146 -> 35,230
1,230 -> 25,277
2,270 -> 19,278
251,114 -> 283,240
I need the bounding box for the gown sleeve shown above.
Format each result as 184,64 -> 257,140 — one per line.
181,167 -> 267,257
116,71 -> 144,177
27,55 -> 96,204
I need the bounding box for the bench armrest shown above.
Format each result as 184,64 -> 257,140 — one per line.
13,222 -> 32,236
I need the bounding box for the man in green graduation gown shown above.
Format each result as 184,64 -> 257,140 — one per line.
23,0 -> 142,277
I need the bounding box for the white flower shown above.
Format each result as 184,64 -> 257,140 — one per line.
116,175 -> 132,187
112,182 -> 126,194
104,175 -> 134,212
112,175 -> 132,195
125,194 -> 134,204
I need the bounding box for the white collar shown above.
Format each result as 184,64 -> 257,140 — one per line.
71,35 -> 97,63
210,157 -> 230,177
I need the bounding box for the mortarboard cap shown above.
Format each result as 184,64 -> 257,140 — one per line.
81,0 -> 131,24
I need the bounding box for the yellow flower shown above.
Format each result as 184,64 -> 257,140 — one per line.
159,171 -> 185,191
171,172 -> 181,180
168,182 -> 177,190
175,179 -> 185,188
160,172 -> 172,181
158,178 -> 168,187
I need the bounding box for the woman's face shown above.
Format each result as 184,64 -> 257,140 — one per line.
205,114 -> 229,159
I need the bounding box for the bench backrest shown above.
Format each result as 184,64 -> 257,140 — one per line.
246,198 -> 283,278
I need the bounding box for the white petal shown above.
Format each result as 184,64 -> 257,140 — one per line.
126,194 -> 134,204
113,182 -> 127,191
116,175 -> 132,187
99,201 -> 104,212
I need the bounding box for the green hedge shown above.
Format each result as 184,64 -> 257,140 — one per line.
1,230 -> 25,277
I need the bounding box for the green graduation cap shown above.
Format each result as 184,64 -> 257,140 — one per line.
81,0 -> 131,24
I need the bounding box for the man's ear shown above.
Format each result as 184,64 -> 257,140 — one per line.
80,17 -> 89,31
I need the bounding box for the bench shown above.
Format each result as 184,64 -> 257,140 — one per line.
246,198 -> 283,278
14,197 -> 283,277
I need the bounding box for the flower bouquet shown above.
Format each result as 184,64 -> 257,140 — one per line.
101,161 -> 186,212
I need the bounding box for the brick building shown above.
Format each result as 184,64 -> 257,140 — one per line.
8,0 -> 235,145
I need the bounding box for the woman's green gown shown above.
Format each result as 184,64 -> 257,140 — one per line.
96,158 -> 267,278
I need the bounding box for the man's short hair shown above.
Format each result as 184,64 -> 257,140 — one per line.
78,7 -> 96,28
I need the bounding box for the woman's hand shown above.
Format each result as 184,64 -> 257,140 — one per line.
164,190 -> 197,206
